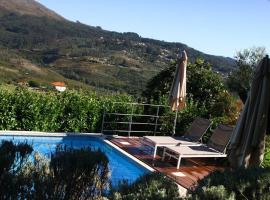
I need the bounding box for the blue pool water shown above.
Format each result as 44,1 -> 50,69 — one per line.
0,135 -> 150,186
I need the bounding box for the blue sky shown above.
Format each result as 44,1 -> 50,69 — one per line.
38,0 -> 269,58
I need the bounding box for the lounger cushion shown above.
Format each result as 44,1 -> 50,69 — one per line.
143,136 -> 197,145
166,145 -> 227,157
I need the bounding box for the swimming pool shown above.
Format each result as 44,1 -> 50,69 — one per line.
0,134 -> 150,186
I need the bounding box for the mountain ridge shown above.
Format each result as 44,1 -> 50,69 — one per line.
0,0 -> 236,94
0,0 -> 64,20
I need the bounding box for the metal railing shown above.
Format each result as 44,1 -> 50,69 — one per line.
101,102 -> 170,137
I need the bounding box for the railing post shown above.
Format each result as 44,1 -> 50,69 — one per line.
154,106 -> 160,136
128,104 -> 134,137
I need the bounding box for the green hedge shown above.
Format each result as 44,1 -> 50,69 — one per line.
0,86 -> 133,132
0,85 -> 239,137
192,167 -> 270,200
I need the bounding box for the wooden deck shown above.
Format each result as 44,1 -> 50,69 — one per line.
109,137 -> 226,190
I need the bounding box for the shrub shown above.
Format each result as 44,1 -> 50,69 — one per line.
12,88 -> 63,131
192,167 -> 270,200
0,141 -> 33,199
192,185 -> 235,200
0,89 -> 17,130
0,86 -> 133,133
32,146 -> 109,199
0,141 -> 110,200
28,80 -> 40,88
262,136 -> 270,167
111,172 -> 181,200
209,91 -> 240,126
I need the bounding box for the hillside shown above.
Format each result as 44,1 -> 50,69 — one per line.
0,0 -> 64,20
0,1 -> 236,94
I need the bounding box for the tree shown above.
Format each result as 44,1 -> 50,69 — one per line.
143,58 -> 225,109
142,58 -> 239,134
28,80 -> 40,88
227,47 -> 266,103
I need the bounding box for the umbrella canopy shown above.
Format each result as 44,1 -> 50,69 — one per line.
169,50 -> 188,111
229,55 -> 270,168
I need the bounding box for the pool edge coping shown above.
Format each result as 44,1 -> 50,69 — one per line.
0,130 -> 103,137
104,139 -> 155,172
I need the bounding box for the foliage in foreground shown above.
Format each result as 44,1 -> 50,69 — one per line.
3,141 -> 270,200
0,141 -> 109,200
111,172 -> 181,200
191,167 -> 270,200
262,135 -> 270,167
0,141 -> 181,200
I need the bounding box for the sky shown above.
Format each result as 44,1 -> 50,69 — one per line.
38,0 -> 270,58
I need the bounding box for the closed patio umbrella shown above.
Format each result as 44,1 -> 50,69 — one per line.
169,50 -> 187,135
229,55 -> 270,168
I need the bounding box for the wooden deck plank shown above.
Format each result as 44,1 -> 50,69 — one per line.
109,137 -> 226,190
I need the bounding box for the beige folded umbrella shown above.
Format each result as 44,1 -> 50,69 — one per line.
169,50 -> 188,135
169,50 -> 187,110
229,55 -> 270,168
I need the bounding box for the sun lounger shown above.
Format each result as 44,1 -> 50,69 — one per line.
162,124 -> 233,169
141,117 -> 212,159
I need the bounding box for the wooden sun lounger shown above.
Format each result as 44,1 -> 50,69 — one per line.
162,124 -> 233,169
162,145 -> 227,169
141,118 -> 212,159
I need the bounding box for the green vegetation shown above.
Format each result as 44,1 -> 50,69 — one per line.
143,58 -> 239,134
0,85 -> 178,136
0,7 -> 236,94
144,58 -> 224,107
0,59 -> 239,136
227,47 -> 266,103
0,81 -> 237,136
0,86 -> 133,132
2,140 -> 270,199
1,2 -> 269,200
28,80 -> 40,87
111,172 -> 180,200
0,141 -> 109,199
192,167 -> 270,200
0,141 -> 181,199
262,136 -> 270,167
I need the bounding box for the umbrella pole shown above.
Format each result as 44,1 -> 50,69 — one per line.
173,109 -> 178,135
